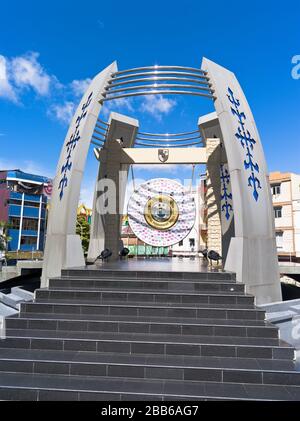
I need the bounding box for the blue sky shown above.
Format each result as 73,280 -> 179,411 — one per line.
0,0 -> 299,206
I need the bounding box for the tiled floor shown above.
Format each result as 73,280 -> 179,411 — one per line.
78,257 -> 225,273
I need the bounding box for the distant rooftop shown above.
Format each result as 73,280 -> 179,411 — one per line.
269,171 -> 292,182
0,169 -> 51,184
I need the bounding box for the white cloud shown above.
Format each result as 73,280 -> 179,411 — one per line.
21,160 -> 54,178
70,78 -> 91,96
11,52 -> 52,96
0,55 -> 18,102
140,95 -> 176,120
79,184 -> 95,208
0,158 -> 54,178
97,20 -> 105,29
48,101 -> 76,124
101,97 -> 133,119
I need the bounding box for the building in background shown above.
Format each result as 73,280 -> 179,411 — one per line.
171,183 -> 205,257
77,203 -> 92,224
121,215 -> 170,256
0,169 -> 52,257
269,171 -> 300,262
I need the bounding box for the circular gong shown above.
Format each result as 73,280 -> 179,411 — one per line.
144,194 -> 179,230
127,178 -> 196,247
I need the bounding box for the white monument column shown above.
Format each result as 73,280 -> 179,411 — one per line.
199,113 -> 235,263
202,58 -> 281,303
88,113 -> 139,261
41,62 -> 117,287
205,138 -> 222,256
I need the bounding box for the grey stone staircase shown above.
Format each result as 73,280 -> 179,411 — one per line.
0,268 -> 300,401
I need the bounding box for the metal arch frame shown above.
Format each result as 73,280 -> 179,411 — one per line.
138,129 -> 200,137
136,134 -> 201,143
107,77 -> 212,89
42,58 -> 281,305
99,66 -> 215,103
92,119 -> 204,148
93,65 -> 214,149
112,65 -> 208,75
135,140 -> 203,148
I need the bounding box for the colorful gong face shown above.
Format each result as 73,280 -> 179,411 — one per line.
144,194 -> 179,230
127,178 -> 196,247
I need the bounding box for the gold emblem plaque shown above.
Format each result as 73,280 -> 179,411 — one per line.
144,194 -> 179,230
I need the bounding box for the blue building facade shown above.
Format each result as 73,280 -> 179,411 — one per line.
0,170 -> 51,252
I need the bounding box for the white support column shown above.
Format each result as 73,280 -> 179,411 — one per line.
206,138 -> 222,256
17,193 -> 25,251
201,58 -> 281,304
88,112 -> 139,261
36,195 -> 42,251
41,62 -> 117,287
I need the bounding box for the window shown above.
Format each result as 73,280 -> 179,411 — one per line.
9,217 -> 20,229
20,236 -> 37,245
189,238 -> 195,247
24,201 -> 40,208
275,231 -> 283,249
0,179 -> 7,189
274,207 -> 282,218
271,184 -> 281,195
22,218 -> 39,231
8,199 -> 22,206
178,240 -> 183,246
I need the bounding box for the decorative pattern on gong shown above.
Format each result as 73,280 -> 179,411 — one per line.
127,178 -> 196,247
227,87 -> 261,201
220,164 -> 233,221
58,92 -> 93,200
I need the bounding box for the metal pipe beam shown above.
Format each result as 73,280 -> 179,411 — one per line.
106,84 -> 213,94
111,71 -> 210,83
113,66 -> 207,76
101,90 -> 215,102
108,77 -> 211,88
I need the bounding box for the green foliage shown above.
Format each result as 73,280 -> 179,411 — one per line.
0,221 -> 11,254
76,215 -> 90,253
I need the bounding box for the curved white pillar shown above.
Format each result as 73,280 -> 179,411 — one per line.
202,58 -> 281,303
41,62 -> 117,286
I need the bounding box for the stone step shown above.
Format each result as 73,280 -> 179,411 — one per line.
0,372 -> 299,400
20,301 -> 265,320
0,329 -> 294,359
35,288 -> 254,306
49,277 -> 244,293
6,313 -> 278,338
0,348 -> 299,386
61,269 -> 235,282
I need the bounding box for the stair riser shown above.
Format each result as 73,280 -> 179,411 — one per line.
35,290 -> 254,306
1,360 -> 300,386
0,387 -> 166,401
61,270 -> 235,281
20,303 -> 265,321
5,318 -> 278,338
49,279 -> 244,293
0,387 -> 245,401
0,337 -> 293,359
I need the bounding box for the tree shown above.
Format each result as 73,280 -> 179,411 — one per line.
76,215 -> 90,254
0,221 -> 11,257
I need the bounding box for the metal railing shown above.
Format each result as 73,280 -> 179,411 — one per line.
135,129 -> 203,148
92,65 -> 214,148
91,118 -> 202,149
100,65 -> 215,103
91,118 -> 110,147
